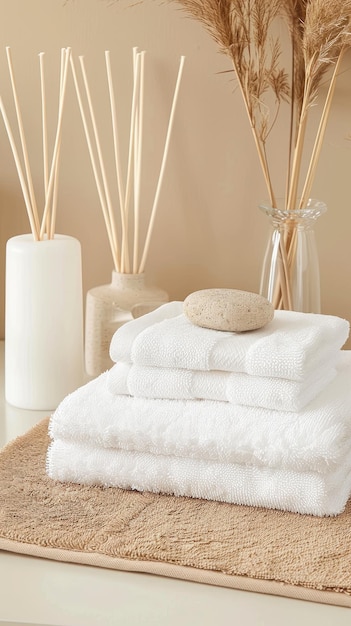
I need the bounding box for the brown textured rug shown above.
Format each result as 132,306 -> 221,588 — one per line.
0,419 -> 351,608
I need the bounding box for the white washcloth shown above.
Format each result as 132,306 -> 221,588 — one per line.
106,360 -> 338,412
47,439 -> 351,517
109,302 -> 349,381
49,351 -> 351,473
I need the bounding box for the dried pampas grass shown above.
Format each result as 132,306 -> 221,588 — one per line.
170,0 -> 351,309
173,0 -> 351,210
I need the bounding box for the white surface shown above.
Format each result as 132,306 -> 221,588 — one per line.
0,342 -> 350,625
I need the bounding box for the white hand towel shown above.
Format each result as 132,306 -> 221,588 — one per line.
110,301 -> 183,362
106,360 -> 337,412
47,439 -> 351,517
49,351 -> 351,473
109,302 -> 349,381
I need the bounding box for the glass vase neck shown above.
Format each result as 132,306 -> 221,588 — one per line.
259,199 -> 327,226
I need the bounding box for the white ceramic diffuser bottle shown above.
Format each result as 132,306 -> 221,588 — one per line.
5,234 -> 84,410
85,271 -> 168,377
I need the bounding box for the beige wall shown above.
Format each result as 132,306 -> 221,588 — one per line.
0,0 -> 350,347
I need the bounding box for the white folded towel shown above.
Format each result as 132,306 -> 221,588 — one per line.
106,360 -> 337,412
47,439 -> 351,517
109,302 -> 349,381
49,351 -> 351,473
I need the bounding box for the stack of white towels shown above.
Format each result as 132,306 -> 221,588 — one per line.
47,301 -> 351,517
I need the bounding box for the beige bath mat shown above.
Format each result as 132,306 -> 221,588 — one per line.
0,419 -> 350,608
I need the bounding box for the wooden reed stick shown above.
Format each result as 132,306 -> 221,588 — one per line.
105,50 -> 127,273
6,47 -> 40,236
39,52 -> 50,236
133,50 -> 145,273
70,55 -> 120,272
49,158 -> 60,240
132,47 -> 139,272
49,48 -> 66,240
105,50 -> 125,222
139,55 -> 185,273
79,55 -> 119,260
39,48 -> 71,239
0,97 -> 39,240
122,51 -> 141,273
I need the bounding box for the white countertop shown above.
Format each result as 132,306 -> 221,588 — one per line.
0,342 -> 350,626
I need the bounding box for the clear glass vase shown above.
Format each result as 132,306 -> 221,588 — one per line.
85,271 -> 169,377
259,199 -> 327,313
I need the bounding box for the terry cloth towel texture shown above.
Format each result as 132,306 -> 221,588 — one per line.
49,351 -> 351,475
109,302 -> 350,381
47,438 -> 351,517
106,360 -> 338,412
2,419 -> 351,608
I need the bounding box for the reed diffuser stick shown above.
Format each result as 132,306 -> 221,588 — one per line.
70,55 -> 120,272
121,51 -> 141,273
6,47 -> 40,235
0,97 -> 39,240
79,55 -> 119,257
132,47 -> 139,272
139,55 -> 185,273
49,47 -> 66,239
39,52 -> 49,235
105,50 -> 125,220
133,50 -> 145,273
39,48 -> 71,239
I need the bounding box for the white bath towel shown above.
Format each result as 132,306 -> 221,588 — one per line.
46,438 -> 351,517
49,351 -> 351,473
106,360 -> 338,412
109,302 -> 349,381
